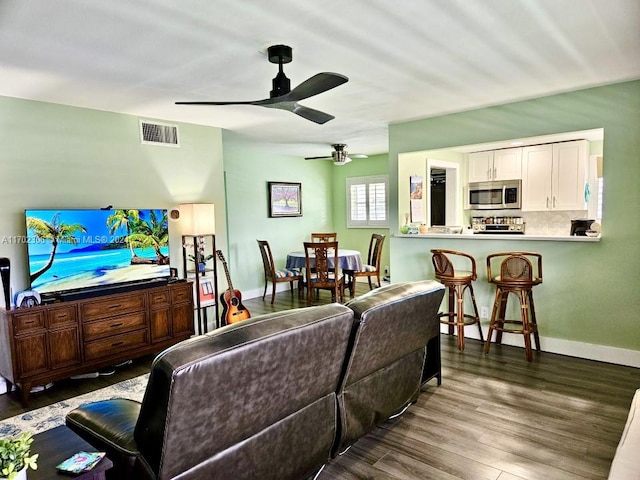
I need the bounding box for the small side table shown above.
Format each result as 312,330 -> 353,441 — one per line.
31,425 -> 113,480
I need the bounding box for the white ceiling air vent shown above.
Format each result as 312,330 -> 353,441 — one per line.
139,120 -> 179,147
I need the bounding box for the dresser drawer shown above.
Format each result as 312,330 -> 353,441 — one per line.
149,289 -> 170,308
171,284 -> 193,304
13,311 -> 45,335
81,295 -> 145,321
47,306 -> 77,328
84,329 -> 148,361
83,312 -> 146,341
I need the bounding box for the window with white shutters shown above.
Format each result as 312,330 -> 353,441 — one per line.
346,175 -> 389,227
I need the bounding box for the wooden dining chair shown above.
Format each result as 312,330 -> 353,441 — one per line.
257,240 -> 303,304
310,233 -> 338,274
343,234 -> 386,298
311,232 -> 337,242
303,241 -> 344,306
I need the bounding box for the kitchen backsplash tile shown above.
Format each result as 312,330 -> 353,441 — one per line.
522,210 -> 589,236
467,210 -> 590,236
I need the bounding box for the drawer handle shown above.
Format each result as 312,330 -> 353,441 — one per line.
57,314 -> 67,319
110,322 -> 124,328
24,320 -> 35,325
111,341 -> 125,347
109,304 -> 122,309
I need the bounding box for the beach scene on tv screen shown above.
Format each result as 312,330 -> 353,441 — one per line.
25,209 -> 170,294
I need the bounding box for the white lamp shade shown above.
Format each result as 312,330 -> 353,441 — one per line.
180,203 -> 215,235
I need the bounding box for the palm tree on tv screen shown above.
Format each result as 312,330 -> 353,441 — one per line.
26,213 -> 87,283
128,210 -> 169,265
107,209 -> 140,259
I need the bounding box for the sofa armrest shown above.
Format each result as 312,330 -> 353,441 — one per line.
66,398 -> 155,480
66,398 -> 141,455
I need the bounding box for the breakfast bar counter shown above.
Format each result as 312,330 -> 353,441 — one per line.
394,233 -> 601,242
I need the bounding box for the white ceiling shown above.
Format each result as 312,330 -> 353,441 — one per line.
0,0 -> 638,159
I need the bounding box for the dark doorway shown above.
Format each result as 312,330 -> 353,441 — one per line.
430,168 -> 446,225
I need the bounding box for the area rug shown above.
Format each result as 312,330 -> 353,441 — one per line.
0,374 -> 148,437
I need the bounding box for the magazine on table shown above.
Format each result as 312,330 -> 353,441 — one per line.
56,451 -> 105,474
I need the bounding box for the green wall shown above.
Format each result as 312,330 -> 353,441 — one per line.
222,135 -> 391,296
0,96 -> 225,304
388,80 -> 640,357
222,132 -> 336,296
332,153 -> 390,276
4,80 -> 637,362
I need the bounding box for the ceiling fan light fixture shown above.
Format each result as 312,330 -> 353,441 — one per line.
305,143 -> 364,165
332,146 -> 351,165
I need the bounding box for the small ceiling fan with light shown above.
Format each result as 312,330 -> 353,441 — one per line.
176,44 -> 348,124
305,144 -> 368,165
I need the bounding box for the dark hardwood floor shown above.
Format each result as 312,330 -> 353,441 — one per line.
0,357 -> 153,420
321,334 -> 639,480
1,283 -> 638,479
248,285 -> 639,480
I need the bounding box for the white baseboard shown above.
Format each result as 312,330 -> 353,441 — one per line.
244,283 -> 297,302
244,285 -> 640,368
441,324 -> 640,368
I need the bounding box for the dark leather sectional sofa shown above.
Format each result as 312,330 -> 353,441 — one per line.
66,280 -> 445,480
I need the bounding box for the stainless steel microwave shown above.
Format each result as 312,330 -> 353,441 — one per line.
466,180 -> 522,210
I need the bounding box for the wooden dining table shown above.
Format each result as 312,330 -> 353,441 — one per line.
286,248 -> 363,272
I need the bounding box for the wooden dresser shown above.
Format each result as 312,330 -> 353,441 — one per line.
0,281 -> 194,405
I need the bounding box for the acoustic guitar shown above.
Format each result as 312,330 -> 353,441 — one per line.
216,250 -> 250,325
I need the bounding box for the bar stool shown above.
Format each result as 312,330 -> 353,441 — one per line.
431,249 -> 483,351
485,252 -> 543,362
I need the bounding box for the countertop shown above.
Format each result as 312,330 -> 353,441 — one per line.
394,233 -> 601,242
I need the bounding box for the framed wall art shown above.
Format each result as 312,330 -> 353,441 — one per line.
268,182 -> 302,217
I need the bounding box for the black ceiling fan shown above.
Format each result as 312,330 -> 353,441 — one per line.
305,144 -> 368,165
176,44 -> 348,124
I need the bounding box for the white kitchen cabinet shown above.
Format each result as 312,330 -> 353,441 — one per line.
553,140 -> 589,210
468,151 -> 493,182
521,144 -> 553,211
468,148 -> 522,182
493,148 -> 523,180
521,140 -> 588,211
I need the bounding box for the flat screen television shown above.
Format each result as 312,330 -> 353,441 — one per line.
25,208 -> 170,295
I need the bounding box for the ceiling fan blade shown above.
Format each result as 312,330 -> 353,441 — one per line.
175,98 -> 281,106
285,73 -> 348,102
175,73 -> 347,107
261,101 -> 334,124
349,154 -> 369,158
292,104 -> 335,124
305,156 -> 332,160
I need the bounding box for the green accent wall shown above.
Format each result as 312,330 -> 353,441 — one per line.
3,80 -> 637,356
222,132 -> 336,293
222,135 -> 391,295
0,96 -> 225,303
388,80 -> 640,352
332,153 -> 390,277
